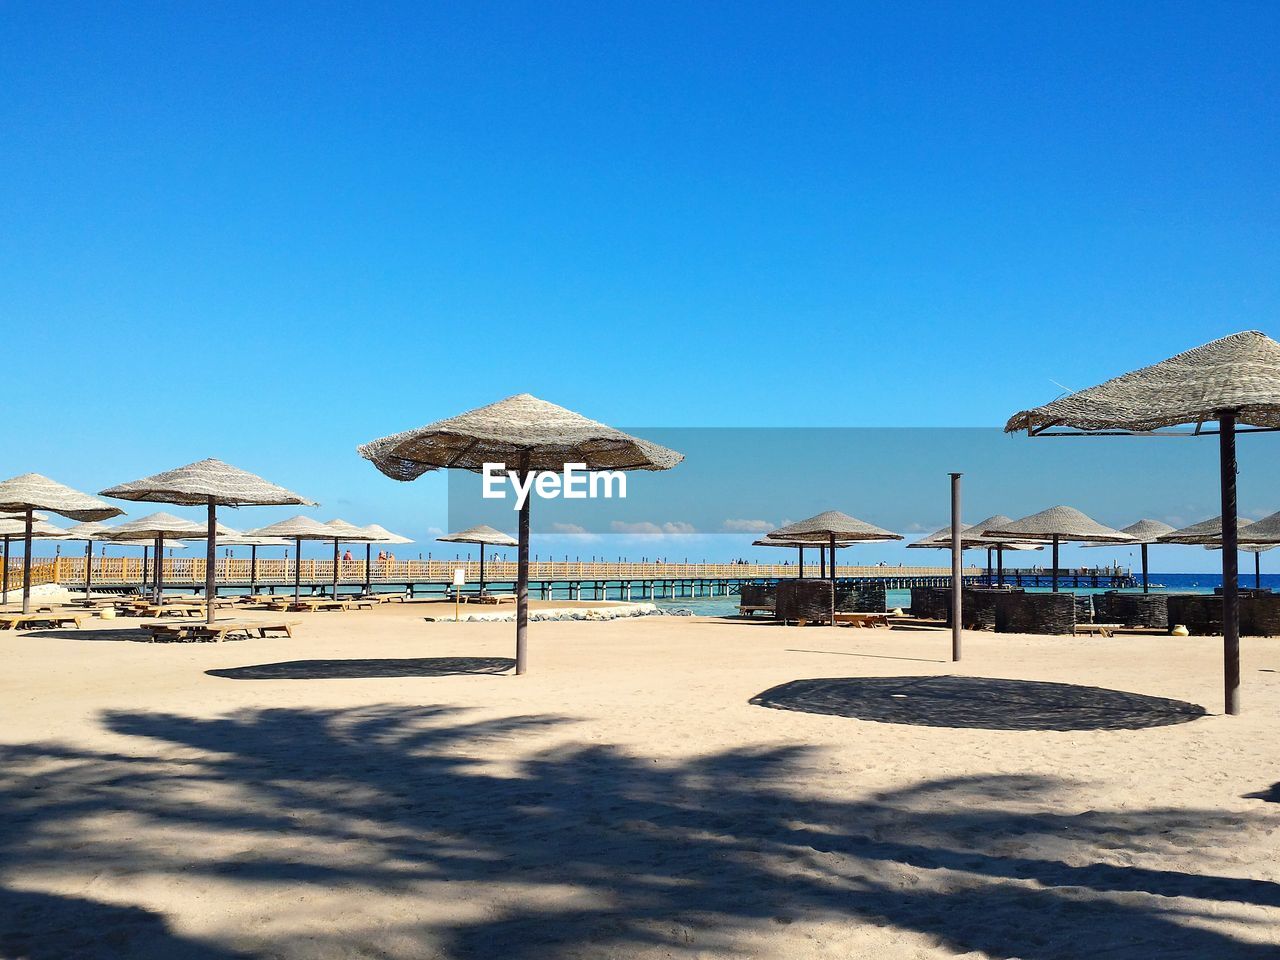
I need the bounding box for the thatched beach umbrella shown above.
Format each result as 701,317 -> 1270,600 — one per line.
101,512 -> 207,602
752,536 -> 854,577
1159,515 -> 1280,593
359,524 -> 412,595
438,525 -> 518,594
1006,330 -> 1280,714
983,507 -> 1133,593
243,515 -> 343,604
1080,519 -> 1176,594
101,459 -> 315,624
358,393 -> 683,674
62,520 -> 124,601
1204,541 -> 1278,590
323,519 -> 386,600
765,511 -> 902,620
908,515 -> 1042,585
0,516 -> 70,605
215,526 -> 290,595
0,474 -> 122,613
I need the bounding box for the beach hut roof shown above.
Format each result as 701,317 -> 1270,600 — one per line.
0,517 -> 71,538
765,511 -> 902,544
325,518 -> 385,542
101,458 -> 316,507
243,515 -> 340,540
438,525 -> 519,547
982,506 -> 1135,543
99,511 -> 209,541
362,523 -> 413,544
1005,331 -> 1280,434
0,474 -> 123,522
357,393 -> 685,478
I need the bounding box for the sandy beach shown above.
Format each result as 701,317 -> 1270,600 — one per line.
2,607 -> 1278,959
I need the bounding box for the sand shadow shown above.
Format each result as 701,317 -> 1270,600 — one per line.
206,656 -> 516,680
750,676 -> 1207,731
787,647 -> 947,664
1245,782 -> 1280,803
19,628 -> 157,643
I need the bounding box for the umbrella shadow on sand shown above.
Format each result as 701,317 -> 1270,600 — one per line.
206,657 -> 515,680
750,675 -> 1207,731
1,703 -> 1275,959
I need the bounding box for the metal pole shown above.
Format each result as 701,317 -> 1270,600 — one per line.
516,455 -> 531,675
251,544 -> 258,596
84,539 -> 94,600
294,537 -> 302,604
204,500 -> 218,624
1141,543 -> 1149,594
364,542 -> 372,595
1051,535 -> 1060,593
2,535 -> 9,601
819,544 -> 826,579
153,533 -> 164,604
828,532 -> 836,625
797,545 -> 804,578
142,545 -> 149,593
997,544 -> 1004,586
480,543 -> 486,593
21,508 -> 33,615
949,473 -> 962,662
332,538 -> 340,600
1255,550 -> 1261,591
986,546 -> 992,586
1220,411 -> 1240,715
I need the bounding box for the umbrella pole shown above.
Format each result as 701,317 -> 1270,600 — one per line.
819,545 -> 825,579
154,533 -> 164,604
1051,535 -> 1059,593
142,545 -> 149,593
21,508 -> 33,615
516,459 -> 531,675
1141,543 -> 1149,594
2,535 -> 9,601
997,544 -> 1004,586
250,545 -> 258,595
828,532 -> 836,625
1256,550 -> 1261,591
294,537 -> 302,604
480,543 -> 486,594
950,472 -> 962,662
364,542 -> 371,596
205,500 -> 217,625
85,539 -> 94,600
1220,412 -> 1240,715
332,539 -> 340,600
798,546 -> 804,578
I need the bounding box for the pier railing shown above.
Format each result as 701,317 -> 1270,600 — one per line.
8,557 -> 989,587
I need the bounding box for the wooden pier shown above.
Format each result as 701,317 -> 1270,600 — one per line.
6,557 -> 1133,600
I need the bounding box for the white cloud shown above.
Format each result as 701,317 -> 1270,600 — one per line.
721,518 -> 774,533
549,522 -> 588,534
610,520 -> 697,536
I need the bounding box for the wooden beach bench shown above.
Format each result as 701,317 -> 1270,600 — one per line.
738,604 -> 775,617
142,619 -> 300,642
0,612 -> 84,630
1073,623 -> 1123,638
467,593 -> 517,605
833,612 -> 891,629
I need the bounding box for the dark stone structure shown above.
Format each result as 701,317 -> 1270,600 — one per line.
994,591 -> 1077,635
1093,592 -> 1169,629
775,579 -> 834,624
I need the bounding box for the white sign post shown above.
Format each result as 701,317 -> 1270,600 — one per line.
453,567 -> 466,622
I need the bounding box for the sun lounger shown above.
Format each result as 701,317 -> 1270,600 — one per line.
738,604 -> 775,617
1073,622 -> 1123,638
0,612 -> 84,630
142,619 -> 300,642
467,593 -> 517,605
833,612 -> 891,629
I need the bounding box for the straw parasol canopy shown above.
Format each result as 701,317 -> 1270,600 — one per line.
0,517 -> 70,605
983,507 -> 1133,593
0,474 -> 123,613
1158,516 -> 1257,545
438,525 -> 518,593
764,512 -> 902,619
356,524 -> 413,593
363,524 -> 413,545
243,515 -> 343,603
752,536 -> 855,579
1005,331 -> 1280,715
100,512 -> 209,602
358,394 -> 684,674
322,519 -> 387,599
1079,519 -> 1177,594
102,459 -> 315,624
62,520 -> 121,602
907,515 -> 1042,587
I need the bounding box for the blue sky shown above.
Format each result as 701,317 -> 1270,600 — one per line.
4,3 -> 1278,570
